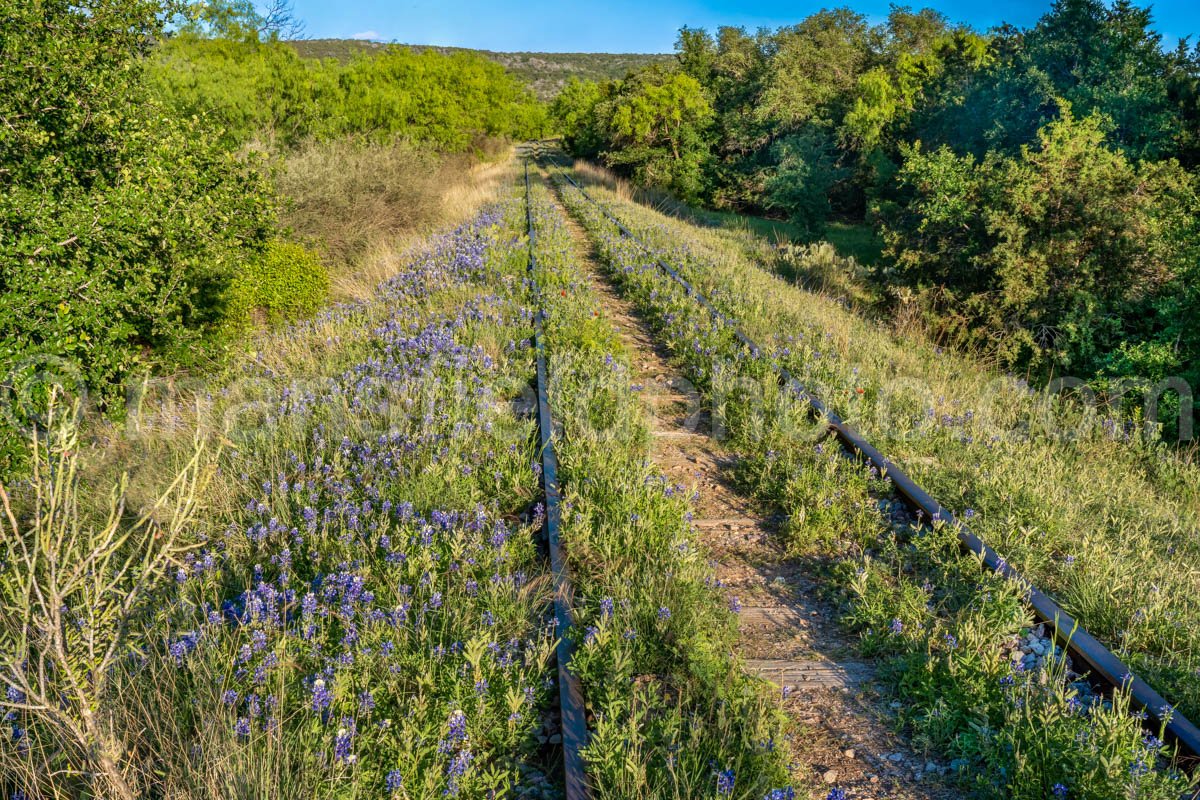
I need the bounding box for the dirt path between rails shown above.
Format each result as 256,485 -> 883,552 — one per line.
543,171 -> 958,800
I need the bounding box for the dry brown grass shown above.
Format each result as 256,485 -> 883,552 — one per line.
277,138 -> 516,301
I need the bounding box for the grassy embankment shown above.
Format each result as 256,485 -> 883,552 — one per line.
555,162 -> 1199,799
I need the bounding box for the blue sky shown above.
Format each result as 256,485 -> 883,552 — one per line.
287,0 -> 1198,52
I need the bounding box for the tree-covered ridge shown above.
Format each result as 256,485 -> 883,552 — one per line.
552,0 -> 1200,410
288,39 -> 674,100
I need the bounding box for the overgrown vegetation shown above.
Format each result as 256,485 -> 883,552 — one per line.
1,0 -> 550,476
528,179 -> 793,797
0,0 -> 275,442
554,163 -> 1200,799
2,194 -> 566,799
553,0 -> 1200,396
7,0 -> 1200,797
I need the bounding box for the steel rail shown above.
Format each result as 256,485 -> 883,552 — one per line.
524,157 -> 591,800
549,161 -> 1200,770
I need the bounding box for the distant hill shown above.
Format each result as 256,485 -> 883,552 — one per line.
287,39 -> 672,100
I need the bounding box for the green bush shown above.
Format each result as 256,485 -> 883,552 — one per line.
0,0 -> 275,476
225,241 -> 329,331
879,112 -> 1199,379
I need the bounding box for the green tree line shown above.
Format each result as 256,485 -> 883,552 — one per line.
552,0 -> 1200,403
146,27 -> 548,150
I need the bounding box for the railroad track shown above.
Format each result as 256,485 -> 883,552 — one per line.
536,148 -> 1200,776
522,153 -> 590,800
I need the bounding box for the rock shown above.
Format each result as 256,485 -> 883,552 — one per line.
925,761 -> 938,773
888,752 -> 905,762
822,770 -> 838,784
842,749 -> 855,759
548,734 -> 562,744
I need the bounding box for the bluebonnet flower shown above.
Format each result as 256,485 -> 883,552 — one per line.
334,719 -> 356,763
1052,784 -> 1068,798
716,769 -> 735,795
657,606 -> 671,621
234,717 -> 251,738
944,633 -> 958,650
169,631 -> 200,664
445,748 -> 474,795
889,618 -> 904,635
827,789 -> 847,800
765,788 -> 795,800
386,770 -> 403,792
600,597 -> 614,618
5,686 -> 24,703
448,709 -> 468,742
311,678 -> 333,713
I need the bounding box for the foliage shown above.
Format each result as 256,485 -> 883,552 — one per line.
146,34 -> 548,150
289,40 -> 674,102
554,168 -> 1200,797
0,398 -> 210,800
604,69 -> 714,201
224,241 -> 329,333
1,203 -> 567,799
881,112 -> 1199,378
535,178 -> 792,798
0,0 -> 275,471
763,128 -> 849,237
550,78 -> 606,157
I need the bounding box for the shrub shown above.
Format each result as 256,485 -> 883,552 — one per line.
225,240 -> 329,331
0,396 -> 210,800
0,0 -> 275,476
276,138 -> 455,267
763,127 -> 849,238
879,112 -> 1200,379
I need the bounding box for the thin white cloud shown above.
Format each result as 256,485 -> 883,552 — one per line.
350,31 -> 384,41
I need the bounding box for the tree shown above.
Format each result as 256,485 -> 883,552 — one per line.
763,128 -> 849,237
551,77 -> 605,157
983,112 -> 1195,371
1022,0 -> 1178,159
177,0 -> 304,41
599,69 -> 714,201
756,9 -> 874,130
0,0 -> 275,438
880,111 -> 1199,376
